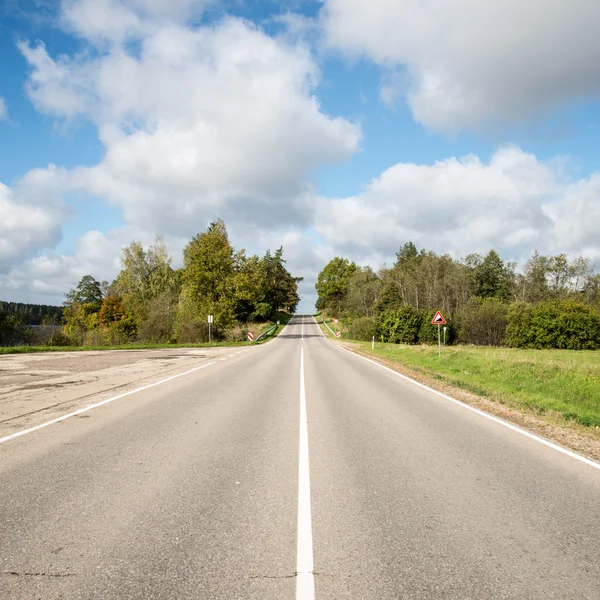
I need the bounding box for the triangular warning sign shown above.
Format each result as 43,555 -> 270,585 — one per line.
431,311 -> 447,325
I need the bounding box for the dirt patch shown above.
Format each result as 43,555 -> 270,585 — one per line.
339,342 -> 600,464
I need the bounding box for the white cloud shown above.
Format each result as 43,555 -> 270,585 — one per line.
321,0 -> 600,133
0,97 -> 7,120
18,5 -> 360,240
314,146 -> 600,265
0,168 -> 70,274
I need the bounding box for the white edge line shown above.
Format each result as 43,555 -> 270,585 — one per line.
311,316 -> 600,473
296,346 -> 315,599
0,362 -> 215,446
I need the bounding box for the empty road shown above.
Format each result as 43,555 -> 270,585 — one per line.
1,315 -> 599,599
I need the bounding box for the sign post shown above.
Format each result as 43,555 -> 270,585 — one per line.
431,311 -> 447,357
208,314 -> 213,343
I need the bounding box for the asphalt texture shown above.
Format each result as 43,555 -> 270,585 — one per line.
1,315 -> 599,599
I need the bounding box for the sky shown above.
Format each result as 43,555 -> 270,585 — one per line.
1,0 -> 600,312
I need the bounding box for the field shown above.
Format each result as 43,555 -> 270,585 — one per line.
317,316 -> 600,430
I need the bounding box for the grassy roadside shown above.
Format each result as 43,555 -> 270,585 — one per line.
351,342 -> 600,429
315,314 -> 600,460
0,315 -> 292,355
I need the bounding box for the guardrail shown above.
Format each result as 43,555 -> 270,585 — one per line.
254,323 -> 278,342
319,315 -> 337,337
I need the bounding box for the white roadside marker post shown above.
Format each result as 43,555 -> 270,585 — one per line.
372,335 -> 375,350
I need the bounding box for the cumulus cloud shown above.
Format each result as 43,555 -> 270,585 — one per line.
321,0 -> 600,133
314,146 -> 599,265
0,168 -> 70,274
17,3 -> 360,240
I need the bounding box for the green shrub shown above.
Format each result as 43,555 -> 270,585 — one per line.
47,331 -> 78,347
348,317 -> 377,341
456,298 -> 508,346
505,300 -> 600,349
377,306 -> 422,344
418,313 -> 456,345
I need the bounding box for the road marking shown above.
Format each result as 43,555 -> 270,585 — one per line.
0,362 -> 215,446
334,343 -> 600,472
296,346 -> 315,599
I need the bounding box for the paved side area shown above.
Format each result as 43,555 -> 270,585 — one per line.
0,347 -> 244,438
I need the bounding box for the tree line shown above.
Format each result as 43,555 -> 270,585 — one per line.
316,244 -> 600,350
0,302 -> 63,325
1,220 -> 301,347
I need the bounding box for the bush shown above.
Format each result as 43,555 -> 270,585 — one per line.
47,331 -> 78,347
377,307 -> 422,344
505,300 -> 600,349
456,298 -> 508,346
418,313 -> 456,346
176,320 -> 213,344
348,317 -> 377,341
0,313 -> 28,346
138,291 -> 178,343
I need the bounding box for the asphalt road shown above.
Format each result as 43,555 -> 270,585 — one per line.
1,315 -> 599,599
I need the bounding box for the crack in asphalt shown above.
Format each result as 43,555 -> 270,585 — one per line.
248,571 -> 333,579
3,571 -> 77,578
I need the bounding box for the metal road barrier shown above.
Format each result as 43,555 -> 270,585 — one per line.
319,315 -> 336,336
254,323 -> 278,342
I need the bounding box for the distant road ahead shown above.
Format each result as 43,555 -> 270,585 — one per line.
1,315 -> 599,599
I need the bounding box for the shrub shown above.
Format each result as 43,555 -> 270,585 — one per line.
47,331 -> 77,347
348,317 -> 377,341
377,306 -> 422,344
418,313 -> 456,346
456,298 -> 508,346
505,300 -> 600,349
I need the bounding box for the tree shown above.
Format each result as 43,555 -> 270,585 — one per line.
182,219 -> 236,326
64,275 -> 103,309
471,250 -> 514,301
344,267 -> 382,318
315,257 -> 357,314
113,236 -> 175,325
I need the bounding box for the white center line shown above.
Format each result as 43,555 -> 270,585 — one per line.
296,346 -> 315,599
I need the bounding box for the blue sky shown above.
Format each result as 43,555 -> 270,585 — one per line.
1,0 -> 600,310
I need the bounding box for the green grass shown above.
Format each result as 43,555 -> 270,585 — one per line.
350,341 -> 600,429
0,341 -> 253,355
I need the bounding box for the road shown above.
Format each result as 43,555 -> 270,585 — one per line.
1,315 -> 599,599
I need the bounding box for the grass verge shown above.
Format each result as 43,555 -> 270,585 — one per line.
347,341 -> 600,432
0,314 -> 293,355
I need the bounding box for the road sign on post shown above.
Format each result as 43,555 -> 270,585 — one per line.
208,315 -> 213,342
431,311 -> 446,325
247,332 -> 255,342
431,311 -> 446,357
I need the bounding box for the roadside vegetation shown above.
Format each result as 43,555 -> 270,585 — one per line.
316,244 -> 600,434
0,220 -> 298,351
316,244 -> 600,349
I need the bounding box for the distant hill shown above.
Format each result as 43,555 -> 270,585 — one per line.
0,301 -> 63,326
